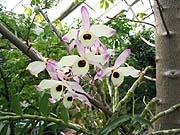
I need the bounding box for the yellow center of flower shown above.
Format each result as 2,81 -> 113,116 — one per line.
113,71 -> 120,78
67,96 -> 73,101
78,60 -> 86,67
83,33 -> 92,40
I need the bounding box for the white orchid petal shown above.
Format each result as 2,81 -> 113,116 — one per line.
119,66 -> 141,78
85,52 -> 104,64
90,25 -> 116,37
57,55 -> 79,69
62,29 -> 77,42
72,57 -> 89,76
26,61 -> 46,77
37,79 -> 60,91
111,69 -> 124,87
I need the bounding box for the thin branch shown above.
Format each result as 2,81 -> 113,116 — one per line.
107,17 -> 155,27
140,97 -> 160,118
58,1 -> 84,21
0,113 -> 91,135
38,7 -> 71,54
124,0 -> 139,21
150,102 -> 180,123
148,0 -> 154,15
148,128 -> 180,135
144,75 -> 156,81
0,23 -> 42,61
141,37 -> 155,47
155,0 -> 170,36
86,94 -> 113,116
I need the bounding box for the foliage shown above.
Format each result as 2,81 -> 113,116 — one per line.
0,1 -> 159,135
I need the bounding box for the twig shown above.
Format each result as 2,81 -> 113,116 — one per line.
38,7 -> 71,54
141,37 -> 155,47
155,0 -> 170,36
150,102 -> 180,123
0,113 -> 91,135
148,0 -> 154,15
141,97 -> 160,118
144,75 -> 156,82
107,17 -> 155,27
148,128 -> 180,135
86,95 -> 113,116
58,1 -> 84,21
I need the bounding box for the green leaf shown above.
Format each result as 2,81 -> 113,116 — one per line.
23,6 -> 32,17
0,123 -> 9,135
108,0 -> 114,3
34,14 -> 44,22
18,121 -> 31,135
99,115 -> 131,135
105,1 -> 109,9
39,93 -> 50,116
132,115 -> 153,127
59,106 -> 69,124
72,112 -> 82,119
100,0 -> 105,8
54,19 -> 62,30
11,94 -> 22,115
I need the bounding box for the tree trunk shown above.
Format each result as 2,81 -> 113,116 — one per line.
154,0 -> 180,130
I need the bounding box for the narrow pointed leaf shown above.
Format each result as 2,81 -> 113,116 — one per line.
99,115 -> 131,135
0,123 -> 9,135
11,94 -> 22,115
39,93 -> 50,116
132,115 -> 153,127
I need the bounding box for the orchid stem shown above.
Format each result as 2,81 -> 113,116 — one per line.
150,102 -> 180,124
0,112 -> 91,135
115,66 -> 151,112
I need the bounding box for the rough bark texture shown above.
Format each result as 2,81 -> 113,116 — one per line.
154,0 -> 180,130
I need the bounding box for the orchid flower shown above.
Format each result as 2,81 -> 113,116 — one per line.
36,79 -> 91,108
26,52 -> 59,80
94,49 -> 141,87
62,6 -> 116,48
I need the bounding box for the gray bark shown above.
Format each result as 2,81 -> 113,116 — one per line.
0,23 -> 42,61
154,0 -> 180,130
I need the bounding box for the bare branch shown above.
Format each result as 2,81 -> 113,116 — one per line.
107,17 -> 155,27
38,7 -> 71,54
141,37 -> 155,47
58,1 -> 84,21
0,23 -> 42,61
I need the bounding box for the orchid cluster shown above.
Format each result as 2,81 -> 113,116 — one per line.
27,6 -> 140,109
